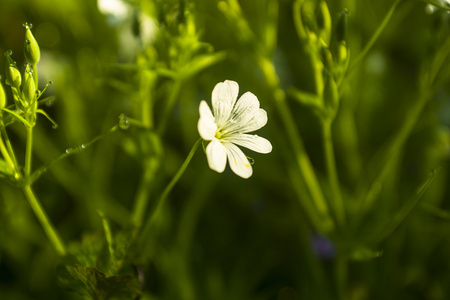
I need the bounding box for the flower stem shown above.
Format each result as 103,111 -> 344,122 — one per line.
130,72 -> 158,226
131,156 -> 160,226
22,185 -> 66,256
21,122 -> 66,255
257,56 -> 334,233
360,90 -> 430,214
140,138 -> 202,240
25,126 -> 33,178
0,121 -> 19,170
32,63 -> 38,90
350,0 -> 402,71
334,255 -> 348,300
158,79 -> 183,135
322,119 -> 345,226
0,133 -> 14,170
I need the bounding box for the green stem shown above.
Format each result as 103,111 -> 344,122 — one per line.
336,109 -> 363,185
361,90 -> 429,214
293,0 -> 307,40
373,168 -> 439,244
335,255 -> 348,300
140,138 -> 202,240
131,157 -> 160,226
0,133 -> 14,169
22,185 -> 66,256
140,70 -> 156,128
312,57 -> 324,97
131,72 -> 158,226
265,0 -> 279,54
176,168 -> 219,253
257,56 -> 334,233
293,1 -> 324,96
322,119 -> 345,226
25,126 -> 33,178
0,121 -> 19,170
142,94 -> 153,128
157,79 -> 183,135
32,63 -> 38,90
350,0 -> 402,71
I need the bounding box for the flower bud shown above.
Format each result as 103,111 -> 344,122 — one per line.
315,1 -> 332,45
293,0 -> 308,40
336,9 -> 349,42
23,23 -> 40,65
4,51 -> 22,89
0,77 -> 6,108
321,47 -> 334,70
338,41 -> 349,64
22,68 -> 36,104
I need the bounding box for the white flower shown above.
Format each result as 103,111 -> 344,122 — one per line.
198,80 -> 272,178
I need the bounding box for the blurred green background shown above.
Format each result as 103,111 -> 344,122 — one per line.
1,0 -> 450,299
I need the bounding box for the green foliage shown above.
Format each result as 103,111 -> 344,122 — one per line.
58,265 -> 140,300
56,212 -> 140,299
0,158 -> 14,180
1,0 -> 450,299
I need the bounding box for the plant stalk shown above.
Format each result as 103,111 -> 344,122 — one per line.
322,119 -> 345,226
0,121 -> 19,170
0,134 -> 14,169
140,138 -> 201,241
22,185 -> 66,256
25,126 -> 33,178
350,0 -> 402,71
158,79 -> 183,135
131,157 -> 160,226
257,56 -> 334,232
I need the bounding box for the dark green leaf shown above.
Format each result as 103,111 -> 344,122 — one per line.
58,264 -> 141,300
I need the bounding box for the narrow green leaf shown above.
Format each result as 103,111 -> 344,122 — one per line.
373,168 -> 440,243
99,211 -> 117,276
0,158 -> 15,180
180,51 -> 227,80
420,201 -> 450,220
289,87 -> 321,107
29,123 -> 119,184
348,245 -> 383,261
1,107 -> 31,127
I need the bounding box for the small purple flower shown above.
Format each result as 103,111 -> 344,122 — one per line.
310,232 -> 336,260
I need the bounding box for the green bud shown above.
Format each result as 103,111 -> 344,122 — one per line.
4,51 -> 22,89
0,77 -> 6,108
338,41 -> 349,64
321,47 -> 334,70
336,9 -> 349,42
293,0 -> 308,40
22,67 -> 36,105
23,22 -> 40,65
7,65 -> 22,89
315,1 -> 332,45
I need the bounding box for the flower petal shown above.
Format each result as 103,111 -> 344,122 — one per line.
225,107 -> 268,135
206,138 -> 227,173
224,142 -> 253,179
225,133 -> 272,154
239,108 -> 268,133
198,100 -> 217,140
231,91 -> 260,124
212,81 -> 238,126
224,80 -> 239,104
